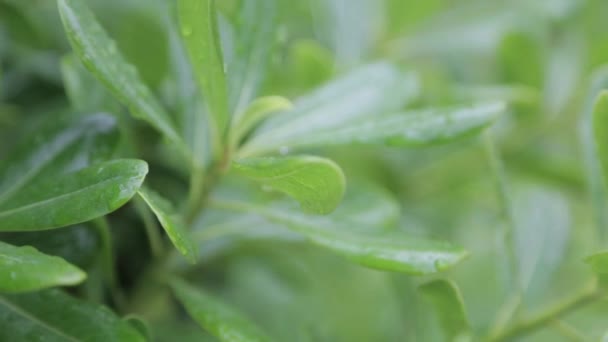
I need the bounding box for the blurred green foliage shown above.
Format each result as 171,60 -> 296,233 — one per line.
2,0 -> 608,341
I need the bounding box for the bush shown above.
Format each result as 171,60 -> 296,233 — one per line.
0,0 -> 607,341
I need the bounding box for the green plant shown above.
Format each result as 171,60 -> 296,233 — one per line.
1,0 -> 608,341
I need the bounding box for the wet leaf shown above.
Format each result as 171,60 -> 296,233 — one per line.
241,102 -> 504,155
226,0 -> 278,115
0,159 -> 148,231
240,62 -> 418,156
57,0 -> 184,148
233,156 -> 346,215
0,113 -> 119,206
178,0 -> 229,137
0,289 -> 145,341
0,240 -> 86,293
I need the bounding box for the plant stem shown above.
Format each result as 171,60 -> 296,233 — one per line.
92,217 -> 116,288
92,217 -> 126,310
489,282 -> 602,341
488,293 -> 522,338
185,164 -> 206,223
133,197 -> 164,258
550,319 -> 588,341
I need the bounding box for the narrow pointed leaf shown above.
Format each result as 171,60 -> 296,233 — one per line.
233,156 -> 346,215
192,183 -> 398,261
211,200 -> 468,275
241,102 -> 504,156
240,62 -> 419,156
226,0 -> 278,115
0,159 -> 148,231
585,251 -> 608,274
0,113 -> 119,206
512,186 -> 570,297
137,187 -> 198,263
231,96 -> 292,147
60,54 -> 120,113
170,278 -> 272,342
178,0 -> 229,136
0,241 -> 86,293
57,0 -> 183,147
0,289 -> 145,341
0,224 -> 100,269
419,279 -> 470,340
581,69 -> 608,245
593,91 -> 608,181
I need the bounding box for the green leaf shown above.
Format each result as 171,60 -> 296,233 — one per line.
170,278 -> 272,342
60,54 -> 120,113
0,289 -> 145,341
593,91 -> 608,181
233,156 -> 346,215
210,199 -> 468,275
240,62 -> 419,156
585,251 -> 608,274
498,31 -> 543,88
418,279 -> 470,341
165,1 -> 211,169
0,159 -> 148,231
178,0 -> 229,137
123,315 -> 152,341
0,240 -> 86,293
242,102 -> 504,155
0,113 -> 119,205
57,0 -> 183,148
512,185 -> 570,299
0,224 -> 100,269
582,68 -> 608,244
311,0 -> 383,66
191,183 -> 397,261
137,187 -> 198,263
231,96 -> 293,147
226,0 -> 278,115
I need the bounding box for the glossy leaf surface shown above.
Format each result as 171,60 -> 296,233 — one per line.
233,156 -> 346,215
226,0 -> 278,115
0,113 -> 119,206
241,102 -> 504,156
0,289 -> 145,341
241,62 -> 418,156
0,159 -> 148,231
137,187 -> 198,263
0,241 -> 85,293
58,0 -> 183,146
178,0 -> 229,136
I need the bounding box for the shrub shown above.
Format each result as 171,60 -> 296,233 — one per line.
0,0 -> 607,341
